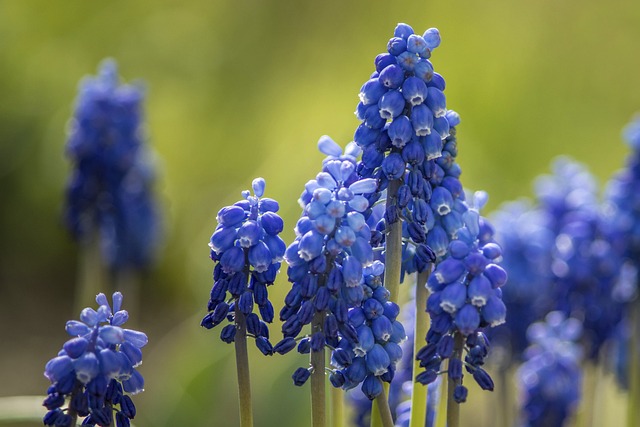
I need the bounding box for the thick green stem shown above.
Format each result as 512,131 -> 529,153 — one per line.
409,270 -> 431,427
311,311 -> 326,427
434,376 -> 447,427
374,388 -> 395,427
446,334 -> 464,427
628,299 -> 640,427
234,309 -> 253,427
384,179 -> 403,302
331,385 -> 344,427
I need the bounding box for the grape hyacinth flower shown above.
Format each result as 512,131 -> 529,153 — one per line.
63,59 -> 161,273
353,23 -> 452,300
277,137 -> 394,424
518,312 -> 583,427
43,292 -> 147,427
416,194 -> 507,410
201,178 -> 285,426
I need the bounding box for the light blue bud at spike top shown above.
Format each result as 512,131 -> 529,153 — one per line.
202,178 -> 286,354
43,292 -> 147,426
63,59 -> 161,272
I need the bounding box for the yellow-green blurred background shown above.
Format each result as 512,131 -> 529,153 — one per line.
1,1 -> 639,426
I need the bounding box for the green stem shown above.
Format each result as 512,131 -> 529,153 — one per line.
446,333 -> 464,427
371,178 -> 403,427
114,269 -> 141,326
311,311 -> 326,427
496,367 -> 510,427
434,377 -> 447,427
628,298 -> 640,427
331,386 -> 344,427
234,309 -> 254,427
409,270 -> 431,427
384,179 -> 403,303
75,230 -> 108,314
374,388 -> 395,427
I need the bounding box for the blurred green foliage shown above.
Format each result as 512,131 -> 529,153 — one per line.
1,1 -> 639,426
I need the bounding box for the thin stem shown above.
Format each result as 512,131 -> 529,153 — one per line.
374,387 -> 395,427
409,269 -> 431,427
234,309 -> 254,427
331,386 -> 344,427
75,230 -> 107,314
311,311 -> 326,427
496,366 -> 510,427
383,179 -> 403,303
446,333 -> 464,427
434,376 -> 447,427
114,269 -> 141,327
628,299 -> 640,427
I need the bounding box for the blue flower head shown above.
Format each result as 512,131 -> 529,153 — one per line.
43,292 -> 147,427
63,59 -> 161,272
202,178 -> 285,355
416,192 -> 506,398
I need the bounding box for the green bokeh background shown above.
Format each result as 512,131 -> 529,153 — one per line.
1,1 -> 639,426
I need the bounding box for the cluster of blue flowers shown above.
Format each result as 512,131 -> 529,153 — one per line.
518,311 -> 583,427
63,59 -> 160,271
327,260 -> 405,399
201,178 -> 286,355
279,138 -> 401,397
43,292 -> 147,427
352,23 -> 454,277
416,194 -> 507,399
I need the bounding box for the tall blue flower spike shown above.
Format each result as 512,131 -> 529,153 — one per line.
63,59 -> 161,271
202,178 -> 285,355
536,157 -> 625,361
43,292 -> 147,427
353,23 -> 456,279
518,311 -> 583,427
416,192 -> 507,398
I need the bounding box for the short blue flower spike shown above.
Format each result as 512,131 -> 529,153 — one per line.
43,292 -> 147,426
202,178 -> 286,354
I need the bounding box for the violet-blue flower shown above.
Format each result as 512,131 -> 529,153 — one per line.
43,292 -> 146,426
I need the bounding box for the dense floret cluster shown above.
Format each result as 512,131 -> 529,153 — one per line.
201,178 -> 286,355
43,292 -> 147,427
416,194 -> 506,397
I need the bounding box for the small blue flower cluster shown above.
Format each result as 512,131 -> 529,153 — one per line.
518,312 -> 583,427
328,261 -> 405,399
416,194 -> 506,398
202,178 -> 286,355
64,59 -> 160,271
43,292 -> 147,427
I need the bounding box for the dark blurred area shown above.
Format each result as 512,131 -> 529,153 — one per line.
1,1 -> 639,426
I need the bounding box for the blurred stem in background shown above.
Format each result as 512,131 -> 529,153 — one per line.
628,299 -> 640,427
331,385 -> 344,427
75,230 -> 107,313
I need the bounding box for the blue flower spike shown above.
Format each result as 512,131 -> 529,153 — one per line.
43,292 -> 147,427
